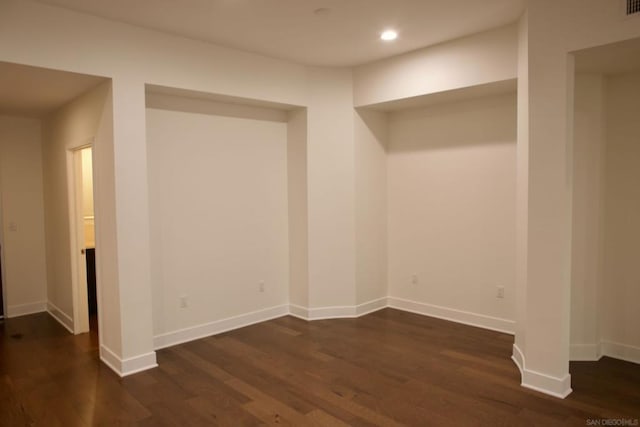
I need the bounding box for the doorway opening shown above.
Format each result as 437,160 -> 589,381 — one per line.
0,62 -> 111,374
70,145 -> 97,334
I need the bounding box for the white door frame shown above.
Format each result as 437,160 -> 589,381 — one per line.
67,139 -> 94,334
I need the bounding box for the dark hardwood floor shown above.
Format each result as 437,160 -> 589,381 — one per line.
1,309 -> 638,426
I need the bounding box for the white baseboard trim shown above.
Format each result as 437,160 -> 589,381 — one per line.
568,341 -> 640,365
288,304 -> 310,320
100,345 -> 122,375
512,343 -> 525,376
387,296 -> 515,335
122,352 -> 158,376
307,305 -> 357,320
100,345 -> 158,377
153,304 -> 290,350
356,297 -> 388,316
601,341 -> 640,365
289,297 -> 388,321
151,297 -> 517,361
46,301 -> 74,334
512,344 -> 572,399
6,301 -> 47,318
570,343 -> 602,361
513,340 -> 639,398
521,370 -> 572,399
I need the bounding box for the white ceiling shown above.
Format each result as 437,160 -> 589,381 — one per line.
0,62 -> 106,117
36,0 -> 525,67
575,37 -> 640,75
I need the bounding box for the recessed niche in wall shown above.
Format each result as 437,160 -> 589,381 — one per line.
355,79 -> 518,333
144,85 -> 307,348
570,37 -> 640,365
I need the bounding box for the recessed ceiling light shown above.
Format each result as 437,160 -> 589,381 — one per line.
313,8 -> 331,16
380,30 -> 398,41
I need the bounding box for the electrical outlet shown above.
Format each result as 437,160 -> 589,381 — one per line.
259,281 -> 265,293
411,274 -> 418,285
180,295 -> 188,308
496,286 -> 505,299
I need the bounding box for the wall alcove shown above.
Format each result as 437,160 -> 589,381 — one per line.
355,79 -> 519,333
144,85 -> 307,348
570,38 -> 640,365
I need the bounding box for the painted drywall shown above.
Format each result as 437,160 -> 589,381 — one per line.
570,74 -> 606,360
515,1 -> 640,396
601,71 -> 640,359
146,105 -> 289,338
513,12 -> 529,359
0,0 -> 307,365
0,0 -> 521,366
353,24 -> 518,107
0,115 -> 48,316
570,71 -> 640,364
387,93 -> 517,325
89,83 -> 125,358
287,108 -> 309,308
0,1 -> 307,107
3,0 -> 637,384
306,68 -> 357,308
42,82 -> 107,320
354,109 -> 388,305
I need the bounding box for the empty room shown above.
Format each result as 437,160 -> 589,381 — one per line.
0,0 -> 639,425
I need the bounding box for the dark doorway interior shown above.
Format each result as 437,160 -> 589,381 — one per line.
86,248 -> 97,319
0,244 -> 4,319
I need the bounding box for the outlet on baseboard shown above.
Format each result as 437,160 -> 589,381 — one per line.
259,281 -> 265,293
180,295 -> 188,308
496,286 -> 505,299
411,274 -> 418,285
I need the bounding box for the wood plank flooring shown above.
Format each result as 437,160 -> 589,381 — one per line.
1,309 -> 639,426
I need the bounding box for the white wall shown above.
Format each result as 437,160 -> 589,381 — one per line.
570,74 -> 606,360
514,1 -> 640,397
40,81 -> 125,359
90,84 -> 125,358
354,109 -> 388,305
287,108 -> 309,308
0,0 -> 308,367
6,0 -> 637,387
0,115 -> 48,317
0,0 -> 524,369
601,71 -> 640,362
570,70 -> 640,365
306,68 -> 357,309
42,82 -> 108,320
0,1 -> 308,107
387,94 -> 517,328
353,24 -> 517,107
146,102 -> 289,342
513,11 -> 529,362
